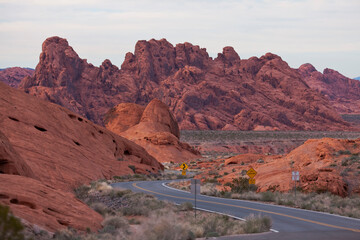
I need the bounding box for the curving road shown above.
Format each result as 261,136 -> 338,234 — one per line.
112,180 -> 360,239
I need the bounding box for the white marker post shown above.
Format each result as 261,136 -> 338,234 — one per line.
292,171 -> 300,199
191,179 -> 200,218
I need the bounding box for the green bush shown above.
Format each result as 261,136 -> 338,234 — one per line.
225,177 -> 256,194
0,204 -> 25,240
128,165 -> 136,173
73,185 -> 91,200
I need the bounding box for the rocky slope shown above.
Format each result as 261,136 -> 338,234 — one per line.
18,36 -> 350,131
105,99 -> 200,163
0,81 -> 163,232
195,138 -> 360,197
299,64 -> 360,115
0,175 -> 102,232
0,67 -> 34,88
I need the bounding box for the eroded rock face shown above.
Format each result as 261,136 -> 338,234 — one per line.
0,82 -> 163,191
196,138 -> 360,197
18,36 -> 351,131
0,81 -> 164,232
299,64 -> 360,115
0,67 -> 34,88
105,99 -> 200,163
0,130 -> 35,178
0,174 -> 102,232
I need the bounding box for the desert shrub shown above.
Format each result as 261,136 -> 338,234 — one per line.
128,165 -> 136,173
257,159 -> 264,163
121,193 -> 165,216
341,159 -> 350,166
90,202 -> 113,216
134,211 -> 194,240
179,202 -> 193,211
0,204 -> 25,240
225,177 -> 256,194
340,168 -> 351,176
53,228 -> 81,240
100,215 -> 129,235
260,191 -> 276,202
74,185 -> 91,200
109,189 -> 132,199
337,150 -> 351,155
203,178 -> 218,184
243,214 -> 271,233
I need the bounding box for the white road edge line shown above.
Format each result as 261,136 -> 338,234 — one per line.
164,183 -> 279,233
162,181 -> 360,222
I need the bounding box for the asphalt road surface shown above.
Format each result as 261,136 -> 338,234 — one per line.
112,180 -> 360,240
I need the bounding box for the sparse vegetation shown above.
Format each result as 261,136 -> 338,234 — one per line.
224,177 -> 257,193
0,204 -> 25,240
48,180 -> 272,239
168,180 -> 360,219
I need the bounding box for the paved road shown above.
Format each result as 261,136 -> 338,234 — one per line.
112,180 -> 360,239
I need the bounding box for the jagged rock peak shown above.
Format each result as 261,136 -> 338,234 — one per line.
299,63 -> 317,73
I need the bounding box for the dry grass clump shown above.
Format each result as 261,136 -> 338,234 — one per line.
243,214 -> 272,233
132,211 -> 194,240
58,181 -> 272,240
169,180 -> 360,219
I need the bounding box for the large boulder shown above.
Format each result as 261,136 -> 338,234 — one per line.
105,99 -> 200,163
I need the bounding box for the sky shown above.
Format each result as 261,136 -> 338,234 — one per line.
0,0 -> 359,78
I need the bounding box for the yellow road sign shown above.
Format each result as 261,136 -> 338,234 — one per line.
247,168 -> 257,178
180,163 -> 188,170
181,169 -> 187,175
249,178 -> 255,185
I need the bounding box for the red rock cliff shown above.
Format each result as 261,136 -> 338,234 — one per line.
19,36 -> 351,131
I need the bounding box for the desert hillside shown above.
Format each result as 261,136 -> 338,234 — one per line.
0,81 -> 163,232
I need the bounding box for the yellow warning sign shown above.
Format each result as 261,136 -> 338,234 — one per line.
247,168 -> 257,179
182,169 -> 187,175
180,163 -> 188,170
249,178 -> 255,185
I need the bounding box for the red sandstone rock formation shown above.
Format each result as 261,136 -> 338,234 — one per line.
18,36 -> 351,131
0,174 -> 102,232
196,138 -> 360,197
105,99 -> 200,163
0,67 -> 34,88
0,81 -> 163,232
0,81 -> 163,191
299,64 -> 360,115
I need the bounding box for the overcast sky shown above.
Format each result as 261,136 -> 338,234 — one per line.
0,0 -> 359,78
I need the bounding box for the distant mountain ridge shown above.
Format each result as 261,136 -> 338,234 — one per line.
0,67 -> 34,88
354,76 -> 360,80
299,64 -> 360,115
0,36 -> 356,131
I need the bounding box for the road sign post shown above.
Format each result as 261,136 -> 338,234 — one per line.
247,168 -> 257,189
292,171 -> 300,199
246,167 -> 257,179
191,179 -> 200,219
180,163 -> 188,176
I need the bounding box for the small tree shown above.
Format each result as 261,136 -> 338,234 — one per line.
0,204 -> 25,240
